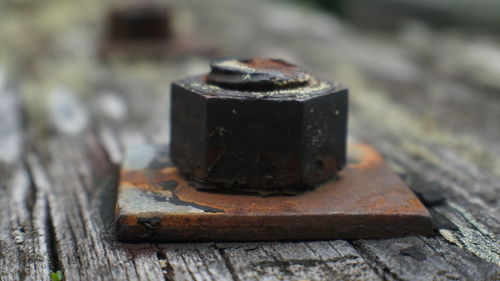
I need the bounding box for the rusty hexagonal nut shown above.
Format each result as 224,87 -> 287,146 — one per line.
170,57 -> 348,193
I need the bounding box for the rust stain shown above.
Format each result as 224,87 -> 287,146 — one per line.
348,143 -> 384,169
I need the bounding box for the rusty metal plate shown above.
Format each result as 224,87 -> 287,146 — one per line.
116,143 -> 433,242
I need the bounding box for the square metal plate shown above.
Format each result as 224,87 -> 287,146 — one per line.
116,144 -> 433,242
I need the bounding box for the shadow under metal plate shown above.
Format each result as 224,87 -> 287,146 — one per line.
115,144 -> 433,242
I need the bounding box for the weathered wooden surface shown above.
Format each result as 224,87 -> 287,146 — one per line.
0,0 -> 499,280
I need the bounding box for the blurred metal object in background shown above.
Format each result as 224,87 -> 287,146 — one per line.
99,1 -> 217,59
108,2 -> 172,42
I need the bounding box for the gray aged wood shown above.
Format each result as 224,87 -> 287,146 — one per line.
0,0 -> 499,280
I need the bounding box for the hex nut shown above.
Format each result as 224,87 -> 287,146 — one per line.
170,57 -> 348,193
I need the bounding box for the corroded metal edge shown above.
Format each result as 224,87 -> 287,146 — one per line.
115,143 -> 433,242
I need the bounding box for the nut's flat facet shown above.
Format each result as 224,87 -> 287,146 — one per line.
115,143 -> 433,242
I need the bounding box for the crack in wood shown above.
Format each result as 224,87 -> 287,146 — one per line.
24,158 -> 61,276
156,251 -> 173,281
216,246 -> 241,281
350,242 -> 407,281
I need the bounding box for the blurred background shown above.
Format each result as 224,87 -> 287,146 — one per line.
0,0 -> 499,180
296,0 -> 500,31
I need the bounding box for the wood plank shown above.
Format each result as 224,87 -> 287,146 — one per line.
353,236 -> 488,281
0,0 -> 499,280
26,135 -> 166,281
22,84 -> 167,281
159,243 -> 235,281
0,68 -> 52,281
218,241 -> 381,281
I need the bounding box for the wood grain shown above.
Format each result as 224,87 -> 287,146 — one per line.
0,0 -> 498,280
